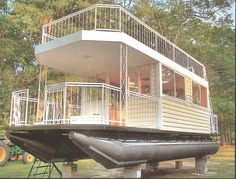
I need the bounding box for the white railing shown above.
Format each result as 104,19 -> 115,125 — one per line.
44,82 -> 122,125
10,82 -> 159,128
10,89 -> 38,126
210,114 -> 219,134
42,4 -> 205,78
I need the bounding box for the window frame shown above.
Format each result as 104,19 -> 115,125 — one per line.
162,66 -> 175,97
174,72 -> 186,101
191,80 -> 208,108
162,65 -> 186,101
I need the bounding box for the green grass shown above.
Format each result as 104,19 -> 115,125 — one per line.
0,146 -> 234,178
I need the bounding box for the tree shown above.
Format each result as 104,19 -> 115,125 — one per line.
0,0 -> 235,144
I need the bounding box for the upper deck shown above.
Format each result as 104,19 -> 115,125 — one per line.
37,4 -> 206,79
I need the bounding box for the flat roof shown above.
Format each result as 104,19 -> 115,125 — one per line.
35,30 -> 208,87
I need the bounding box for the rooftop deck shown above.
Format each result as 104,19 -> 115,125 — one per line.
41,4 -> 205,78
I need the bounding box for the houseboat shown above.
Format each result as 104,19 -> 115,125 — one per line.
8,4 -> 219,170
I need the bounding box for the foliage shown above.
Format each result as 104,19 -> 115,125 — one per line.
0,0 -> 235,143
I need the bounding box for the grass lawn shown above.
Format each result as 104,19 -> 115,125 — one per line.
0,146 -> 234,178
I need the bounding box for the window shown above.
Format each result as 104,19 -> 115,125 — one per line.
192,81 -> 208,107
128,68 -> 139,92
192,82 -> 201,105
201,86 -> 207,107
140,65 -> 151,94
162,66 -> 174,97
109,71 -> 120,87
175,73 -> 185,100
162,66 -> 185,100
96,73 -> 106,83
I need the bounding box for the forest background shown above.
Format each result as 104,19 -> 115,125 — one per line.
0,0 -> 235,145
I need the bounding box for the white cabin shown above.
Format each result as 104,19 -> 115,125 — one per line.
10,4 -> 218,134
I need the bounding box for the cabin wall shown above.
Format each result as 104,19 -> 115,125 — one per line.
161,96 -> 210,133
185,77 -> 192,103
126,63 -> 159,129
127,97 -> 158,128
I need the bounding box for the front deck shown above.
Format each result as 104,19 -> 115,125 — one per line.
10,82 -> 159,129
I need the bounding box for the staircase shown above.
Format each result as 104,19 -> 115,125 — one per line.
28,158 -> 62,178
209,96 -> 218,134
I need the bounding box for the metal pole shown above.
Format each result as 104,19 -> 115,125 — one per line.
101,84 -> 104,124
36,65 -> 42,122
44,87 -> 48,124
94,5 -> 97,30
119,6 -> 121,31
63,83 -> 67,124
41,26 -> 45,44
9,94 -> 14,126
25,89 -> 29,125
119,43 -> 128,126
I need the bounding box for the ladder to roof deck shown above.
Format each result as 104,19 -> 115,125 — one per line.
205,75 -> 218,134
209,96 -> 218,134
28,158 -> 62,178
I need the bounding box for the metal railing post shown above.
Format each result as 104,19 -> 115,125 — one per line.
101,84 -> 104,124
120,43 -> 128,126
173,47 -> 176,62
94,5 -> 97,30
119,6 -> 121,31
25,89 -> 29,125
44,86 -> 48,124
41,26 -> 44,44
9,94 -> 14,126
63,83 -> 67,124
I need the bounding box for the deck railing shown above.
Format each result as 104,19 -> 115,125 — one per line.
10,89 -> 38,126
10,82 -> 159,128
42,4 -> 205,78
210,114 -> 219,134
9,82 -> 218,134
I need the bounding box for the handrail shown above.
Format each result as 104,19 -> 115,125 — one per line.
47,82 -> 121,91
127,90 -> 159,101
118,5 -> 204,68
42,4 -> 97,28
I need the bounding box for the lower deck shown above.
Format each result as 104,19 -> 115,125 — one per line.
10,81 -> 218,134
8,124 -> 218,168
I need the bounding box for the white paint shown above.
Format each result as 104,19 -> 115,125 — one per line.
35,30 -> 208,87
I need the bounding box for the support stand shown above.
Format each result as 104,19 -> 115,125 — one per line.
141,161 -> 159,178
195,156 -> 208,174
62,162 -> 78,178
123,165 -> 141,178
175,160 -> 183,169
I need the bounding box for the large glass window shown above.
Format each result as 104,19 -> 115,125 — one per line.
175,73 -> 185,100
140,65 -> 150,94
192,82 -> 201,105
201,86 -> 207,107
162,66 -> 185,100
96,73 -> 106,83
162,66 -> 175,97
128,68 -> 139,92
109,71 -> 120,87
192,81 -> 208,107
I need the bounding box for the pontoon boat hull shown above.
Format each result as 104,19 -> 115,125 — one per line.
8,124 -> 219,168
